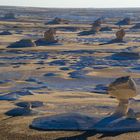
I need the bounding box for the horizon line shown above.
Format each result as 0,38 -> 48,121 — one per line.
0,5 -> 140,9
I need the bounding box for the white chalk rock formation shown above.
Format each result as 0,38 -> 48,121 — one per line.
44,28 -> 56,42
116,28 -> 125,41
35,28 -> 58,46
108,76 -> 138,116
91,19 -> 102,33
78,19 -> 102,36
100,28 -> 126,45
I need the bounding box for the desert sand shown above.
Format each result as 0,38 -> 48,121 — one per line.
0,6 -> 140,140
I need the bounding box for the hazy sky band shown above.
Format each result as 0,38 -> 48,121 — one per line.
0,0 -> 140,8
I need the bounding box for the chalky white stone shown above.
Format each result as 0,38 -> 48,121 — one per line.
116,29 -> 125,41
108,76 -> 138,116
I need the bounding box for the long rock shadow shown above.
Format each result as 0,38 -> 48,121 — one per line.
100,39 -> 125,45
30,113 -> 140,139
54,114 -> 134,140
94,114 -> 121,128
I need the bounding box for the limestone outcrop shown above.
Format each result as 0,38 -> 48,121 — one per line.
78,18 -> 103,36
108,76 -> 138,117
100,28 -> 126,45
116,28 -> 125,41
35,28 -> 58,46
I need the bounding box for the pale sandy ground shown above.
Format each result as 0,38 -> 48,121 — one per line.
0,16 -> 140,140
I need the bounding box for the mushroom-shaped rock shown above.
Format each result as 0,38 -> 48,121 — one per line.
8,39 -> 36,48
44,28 -> 56,40
116,18 -> 131,25
116,28 -> 125,41
108,76 -> 138,116
108,76 -> 137,100
78,18 -> 102,36
78,24 -> 101,36
35,29 -> 58,46
91,25 -> 101,33
100,29 -> 126,45
91,19 -> 101,32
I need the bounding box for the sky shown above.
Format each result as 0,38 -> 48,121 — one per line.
0,0 -> 140,8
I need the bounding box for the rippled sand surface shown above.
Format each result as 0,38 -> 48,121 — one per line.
1,6 -> 140,140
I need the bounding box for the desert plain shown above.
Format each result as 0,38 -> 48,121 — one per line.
0,6 -> 140,140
